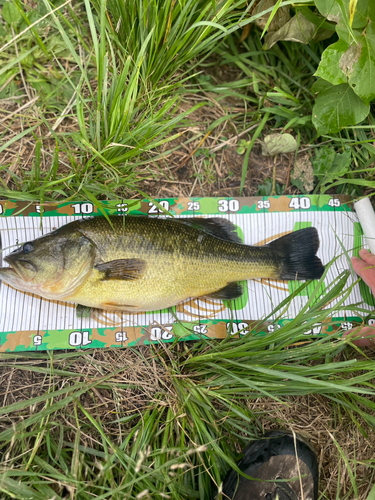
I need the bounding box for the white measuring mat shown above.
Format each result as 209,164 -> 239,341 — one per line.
0,196 -> 371,352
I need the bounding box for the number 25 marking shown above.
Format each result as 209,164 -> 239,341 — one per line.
187,201 -> 200,211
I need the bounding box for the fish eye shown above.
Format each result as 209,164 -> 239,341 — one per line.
23,242 -> 34,253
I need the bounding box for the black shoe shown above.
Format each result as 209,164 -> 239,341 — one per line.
222,430 -> 319,500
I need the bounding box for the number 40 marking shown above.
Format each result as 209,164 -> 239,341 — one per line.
289,197 -> 311,210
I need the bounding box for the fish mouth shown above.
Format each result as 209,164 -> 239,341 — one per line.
4,256 -> 37,279
0,265 -> 19,283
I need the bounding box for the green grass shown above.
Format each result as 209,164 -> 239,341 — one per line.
1,0 -> 375,498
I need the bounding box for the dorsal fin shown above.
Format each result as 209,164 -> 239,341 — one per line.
180,217 -> 242,243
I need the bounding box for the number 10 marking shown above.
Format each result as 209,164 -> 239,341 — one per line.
69,331 -> 92,346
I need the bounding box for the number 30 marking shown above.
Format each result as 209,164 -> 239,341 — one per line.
218,199 -> 239,212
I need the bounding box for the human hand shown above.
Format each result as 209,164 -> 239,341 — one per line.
343,250 -> 375,347
351,249 -> 375,293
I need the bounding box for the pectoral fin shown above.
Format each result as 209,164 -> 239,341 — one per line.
96,258 -> 146,281
205,282 -> 243,300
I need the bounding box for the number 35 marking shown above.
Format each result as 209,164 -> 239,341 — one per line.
257,200 -> 270,209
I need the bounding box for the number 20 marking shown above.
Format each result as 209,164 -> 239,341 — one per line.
150,326 -> 173,340
148,200 -> 170,214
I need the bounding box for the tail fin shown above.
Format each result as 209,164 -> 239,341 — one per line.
267,227 -> 324,280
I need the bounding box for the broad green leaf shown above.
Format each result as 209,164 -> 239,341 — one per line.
2,1 -> 22,24
313,146 -> 352,182
314,0 -> 344,24
312,82 -> 369,134
341,22 -> 375,105
311,78 -> 334,93
264,12 -> 317,49
328,148 -> 352,175
261,133 -> 297,156
256,178 -> 284,195
314,0 -> 369,28
315,38 -> 349,85
312,146 -> 337,176
316,21 -> 375,105
351,0 -> 375,28
297,6 -> 336,32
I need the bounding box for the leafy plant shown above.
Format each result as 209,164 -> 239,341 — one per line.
257,0 -> 375,134
313,145 -> 352,191
256,177 -> 284,195
313,0 -> 375,134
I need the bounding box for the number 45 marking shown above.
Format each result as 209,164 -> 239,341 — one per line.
328,198 -> 341,207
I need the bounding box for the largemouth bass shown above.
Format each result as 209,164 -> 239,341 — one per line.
0,216 -> 324,312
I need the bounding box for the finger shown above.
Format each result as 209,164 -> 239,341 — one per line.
358,249 -> 375,265
343,327 -> 375,348
351,256 -> 375,290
